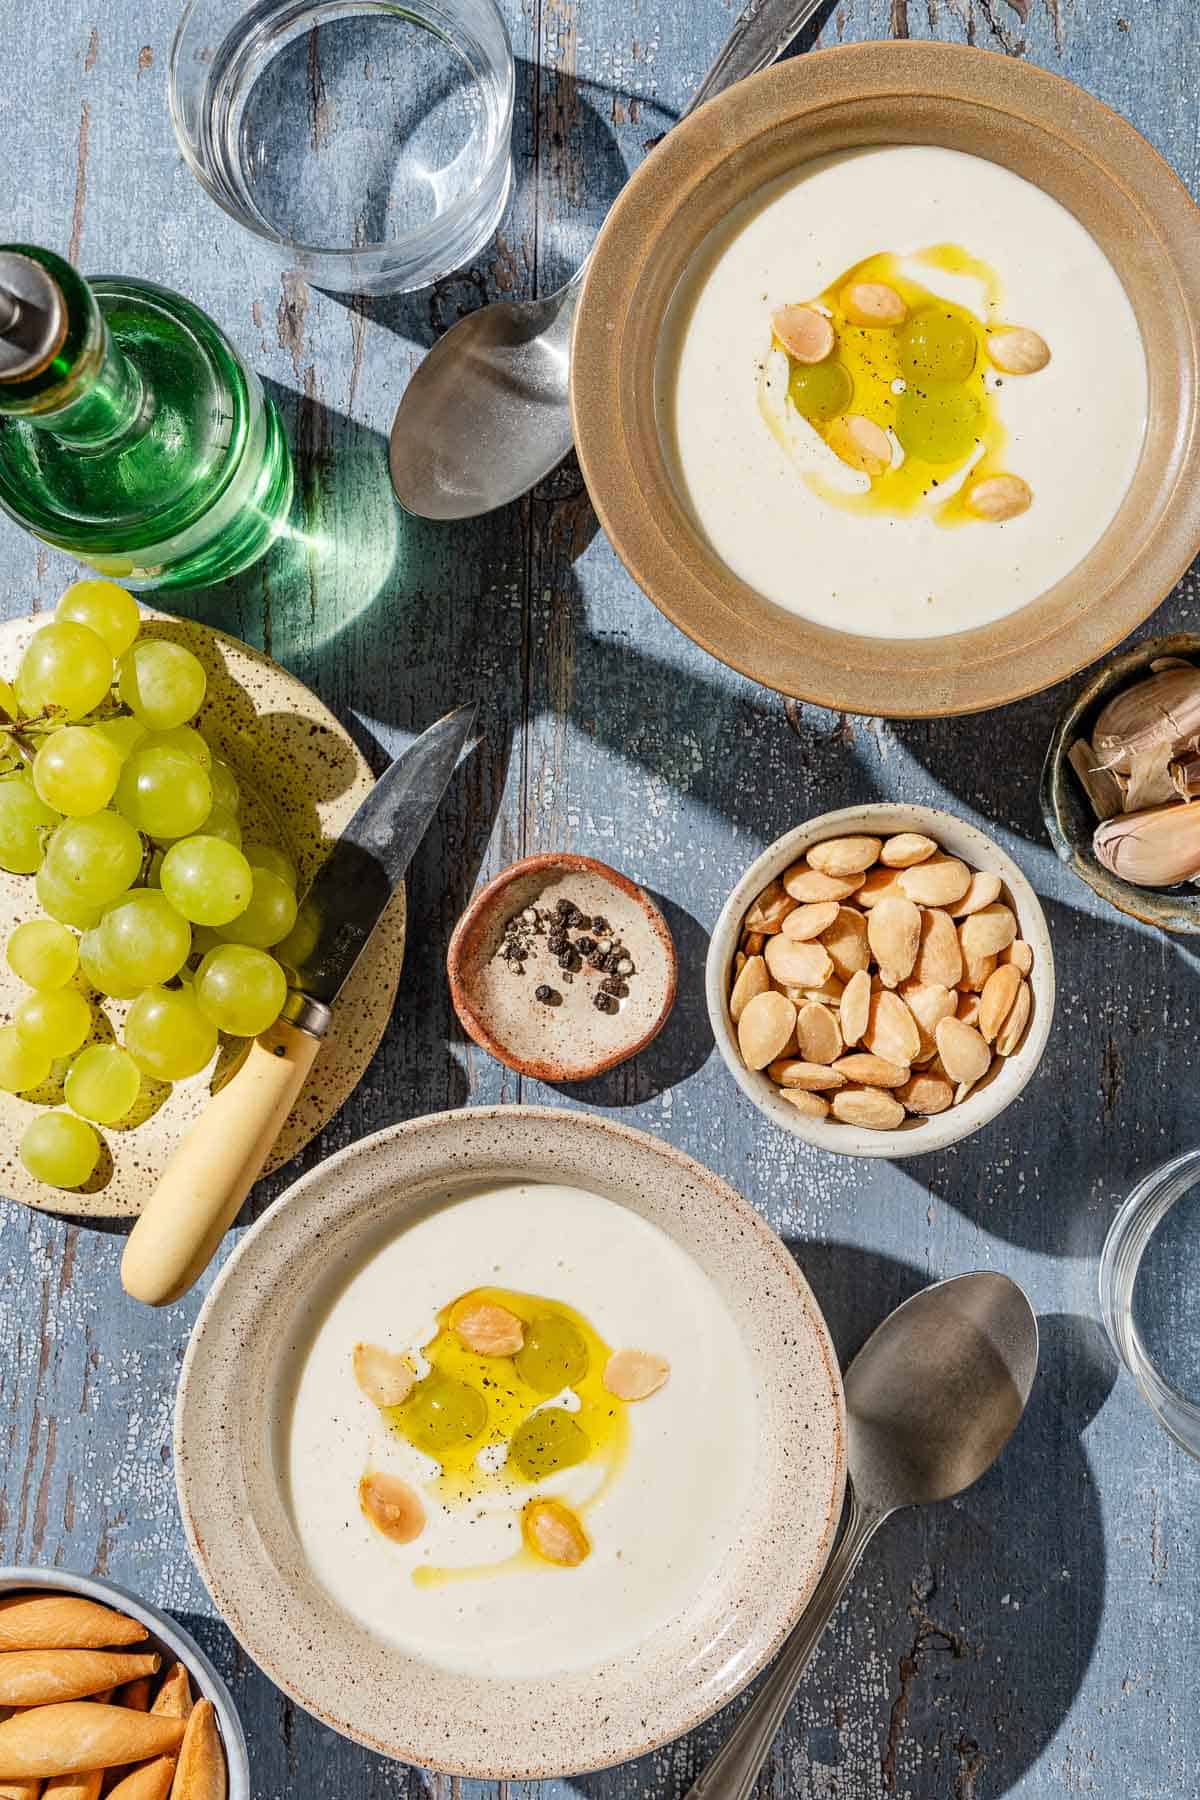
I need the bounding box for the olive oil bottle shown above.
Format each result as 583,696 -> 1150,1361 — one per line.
0,245 -> 292,589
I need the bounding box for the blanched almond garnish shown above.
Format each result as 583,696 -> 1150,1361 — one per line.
782,900 -> 840,941
796,1001 -> 842,1065
979,963 -> 1022,1042
826,414 -> 892,477
832,1052 -> 908,1089
360,1472 -> 425,1544
782,863 -> 864,902
603,1349 -> 670,1402
765,934 -> 834,989
965,474 -> 1032,521
879,833 -> 936,868
839,968 -> 872,1047
866,896 -> 920,985
935,1016 -> 991,1087
831,1087 -> 905,1130
808,835 -> 882,878
912,909 -> 962,989
453,1301 -> 525,1357
841,281 -> 907,327
737,990 -> 797,1070
863,991 -> 921,1067
523,1498 -> 590,1567
898,856 -> 971,907
960,903 -> 1017,959
772,304 -> 835,364
353,1343 -> 416,1409
986,327 -> 1050,375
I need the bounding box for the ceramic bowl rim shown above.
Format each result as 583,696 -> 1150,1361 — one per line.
704,804 -> 1056,1158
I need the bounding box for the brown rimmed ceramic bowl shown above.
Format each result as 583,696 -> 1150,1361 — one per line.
1041,632 -> 1200,933
447,853 -> 677,1080
571,41 -> 1200,718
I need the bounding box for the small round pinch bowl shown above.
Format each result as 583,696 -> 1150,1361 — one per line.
447,852 -> 677,1081
570,41 -> 1200,717
1041,632 -> 1200,934
706,805 -> 1055,1158
0,1564 -> 250,1798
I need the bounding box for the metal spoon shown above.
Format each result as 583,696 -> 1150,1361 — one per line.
389,0 -> 830,520
686,1271 -> 1039,1800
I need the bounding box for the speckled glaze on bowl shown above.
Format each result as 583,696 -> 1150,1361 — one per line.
0,609 -> 406,1217
1042,632 -> 1200,934
571,41 -> 1200,717
174,1106 -> 845,1778
706,806 -> 1055,1159
447,853 -> 677,1081
0,1564 -> 250,1799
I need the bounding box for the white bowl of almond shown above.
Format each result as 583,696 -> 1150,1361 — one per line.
706,806 -> 1055,1157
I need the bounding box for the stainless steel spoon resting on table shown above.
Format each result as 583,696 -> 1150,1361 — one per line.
389,0 -> 829,521
686,1271 -> 1039,1800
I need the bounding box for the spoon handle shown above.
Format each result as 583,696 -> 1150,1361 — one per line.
683,0 -> 831,119
684,1488 -> 881,1800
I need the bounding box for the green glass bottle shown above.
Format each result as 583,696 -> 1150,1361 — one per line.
0,246 -> 293,589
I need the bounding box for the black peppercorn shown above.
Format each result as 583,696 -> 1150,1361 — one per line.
535,985 -> 560,1005
593,992 -> 617,1014
575,935 -> 596,955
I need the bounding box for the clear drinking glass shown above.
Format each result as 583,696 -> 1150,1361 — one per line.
169,0 -> 514,294
1099,1147 -> 1200,1457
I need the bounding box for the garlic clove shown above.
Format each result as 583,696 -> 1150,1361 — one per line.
1170,753 -> 1200,802
1092,666 -> 1200,775
1068,738 -> 1126,822
1093,799 -> 1200,888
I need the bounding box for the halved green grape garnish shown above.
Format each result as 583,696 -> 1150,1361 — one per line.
508,1408 -> 590,1481
788,359 -> 854,424
898,310 -> 977,385
402,1372 -> 489,1455
515,1315 -> 589,1394
895,388 -> 982,465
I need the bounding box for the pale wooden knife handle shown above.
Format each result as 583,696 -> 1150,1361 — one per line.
120,1017 -> 321,1307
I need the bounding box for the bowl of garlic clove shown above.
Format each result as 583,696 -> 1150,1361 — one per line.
1042,633 -> 1200,934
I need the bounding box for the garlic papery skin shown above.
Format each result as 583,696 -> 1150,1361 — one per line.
1092,667 -> 1200,775
1170,754 -> 1200,802
1094,800 -> 1200,888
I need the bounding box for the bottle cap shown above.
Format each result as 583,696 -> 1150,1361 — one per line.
0,253 -> 67,382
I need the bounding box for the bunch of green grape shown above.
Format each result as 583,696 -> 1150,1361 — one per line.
0,580 -> 299,1191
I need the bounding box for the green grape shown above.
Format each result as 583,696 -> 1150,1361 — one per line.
208,759 -> 240,813
195,945 -> 286,1037
7,919 -> 79,990
36,863 -> 101,931
14,988 -> 92,1059
515,1317 -> 589,1394
0,1025 -> 51,1094
79,930 -> 145,1001
16,622 -> 114,721
188,925 -> 221,959
244,843 -> 296,889
115,747 -> 212,840
509,1409 -> 590,1481
895,388 -> 982,465
0,675 -> 15,720
145,848 -> 164,888
197,803 -> 241,849
90,716 -> 147,761
96,890 -> 192,989
788,359 -> 854,424
401,1372 -> 488,1454
123,985 -> 218,1081
64,1043 -> 141,1124
44,812 -> 143,908
214,866 -> 297,949
117,640 -> 206,730
32,726 -> 122,816
0,774 -> 59,874
139,725 -> 211,768
19,1111 -> 100,1187
161,836 -> 253,927
55,579 -> 140,656
275,898 -> 319,972
898,311 -> 978,385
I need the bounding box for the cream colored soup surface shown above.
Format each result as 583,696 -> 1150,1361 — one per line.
283,1181 -> 759,1679
658,146 -> 1148,640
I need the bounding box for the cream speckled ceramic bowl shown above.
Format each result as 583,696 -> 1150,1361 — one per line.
175,1106 -> 846,1778
706,805 -> 1055,1158
0,609 -> 406,1217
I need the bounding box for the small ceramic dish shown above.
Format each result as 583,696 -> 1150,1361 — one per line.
706,805 -> 1055,1158
1041,632 -> 1200,934
446,853 -> 677,1081
174,1105 -> 845,1778
0,1563 -> 250,1798
0,609 -> 406,1218
571,41 -> 1200,717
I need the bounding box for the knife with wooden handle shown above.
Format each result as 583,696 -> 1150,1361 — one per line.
120,704 -> 476,1307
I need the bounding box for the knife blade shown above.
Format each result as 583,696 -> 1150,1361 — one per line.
121,703 -> 476,1308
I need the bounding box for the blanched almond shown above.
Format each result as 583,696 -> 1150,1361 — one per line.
1003,939 -> 1034,974
782,900 -> 840,941
737,991 -> 797,1069
765,935 -> 834,989
783,863 -> 865,902
912,908 -> 962,988
802,976 -> 846,1006
934,1016 -> 992,1087
822,905 -> 870,980
880,833 -> 937,868
779,1088 -> 830,1119
796,1002 -> 843,1065
949,870 -> 1002,917
979,963 -> 1022,1042
730,953 -> 769,1022
899,981 -> 956,1059
856,866 -> 907,908
996,980 -> 1032,1055
353,1343 -> 415,1409
827,413 -> 892,477
744,879 -> 796,933
899,856 -> 971,906
966,473 -> 1032,521
833,1053 -> 909,1088
956,991 -> 982,1028
768,1059 -> 845,1091
898,1071 -> 954,1115
360,1472 -> 425,1544
842,281 -> 907,326
742,929 -> 765,955
960,903 -> 1018,959
987,327 -> 1050,375
808,834 -> 882,877
831,1087 -> 906,1130
772,303 -> 835,364
453,1301 -> 525,1356
867,896 -> 921,984
604,1349 -> 670,1401
839,968 -> 872,1047
961,943 -> 998,992
863,990 -> 921,1066
523,1499 -> 589,1566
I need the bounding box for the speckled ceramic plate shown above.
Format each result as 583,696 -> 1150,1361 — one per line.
174,1106 -> 846,1778
0,609 -> 405,1218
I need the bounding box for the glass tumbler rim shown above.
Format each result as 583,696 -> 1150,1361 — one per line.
1099,1144 -> 1200,1459
168,0 -> 515,276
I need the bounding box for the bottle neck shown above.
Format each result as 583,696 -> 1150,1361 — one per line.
0,246 -> 147,449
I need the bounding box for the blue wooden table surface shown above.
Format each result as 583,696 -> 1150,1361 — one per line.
2,0 -> 1200,1795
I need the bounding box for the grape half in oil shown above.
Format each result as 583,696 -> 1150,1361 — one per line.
509,1408 -> 590,1480
515,1315 -> 589,1394
402,1372 -> 488,1455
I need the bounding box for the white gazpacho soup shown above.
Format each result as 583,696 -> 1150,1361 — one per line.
283,1180 -> 758,1679
657,145 -> 1148,640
